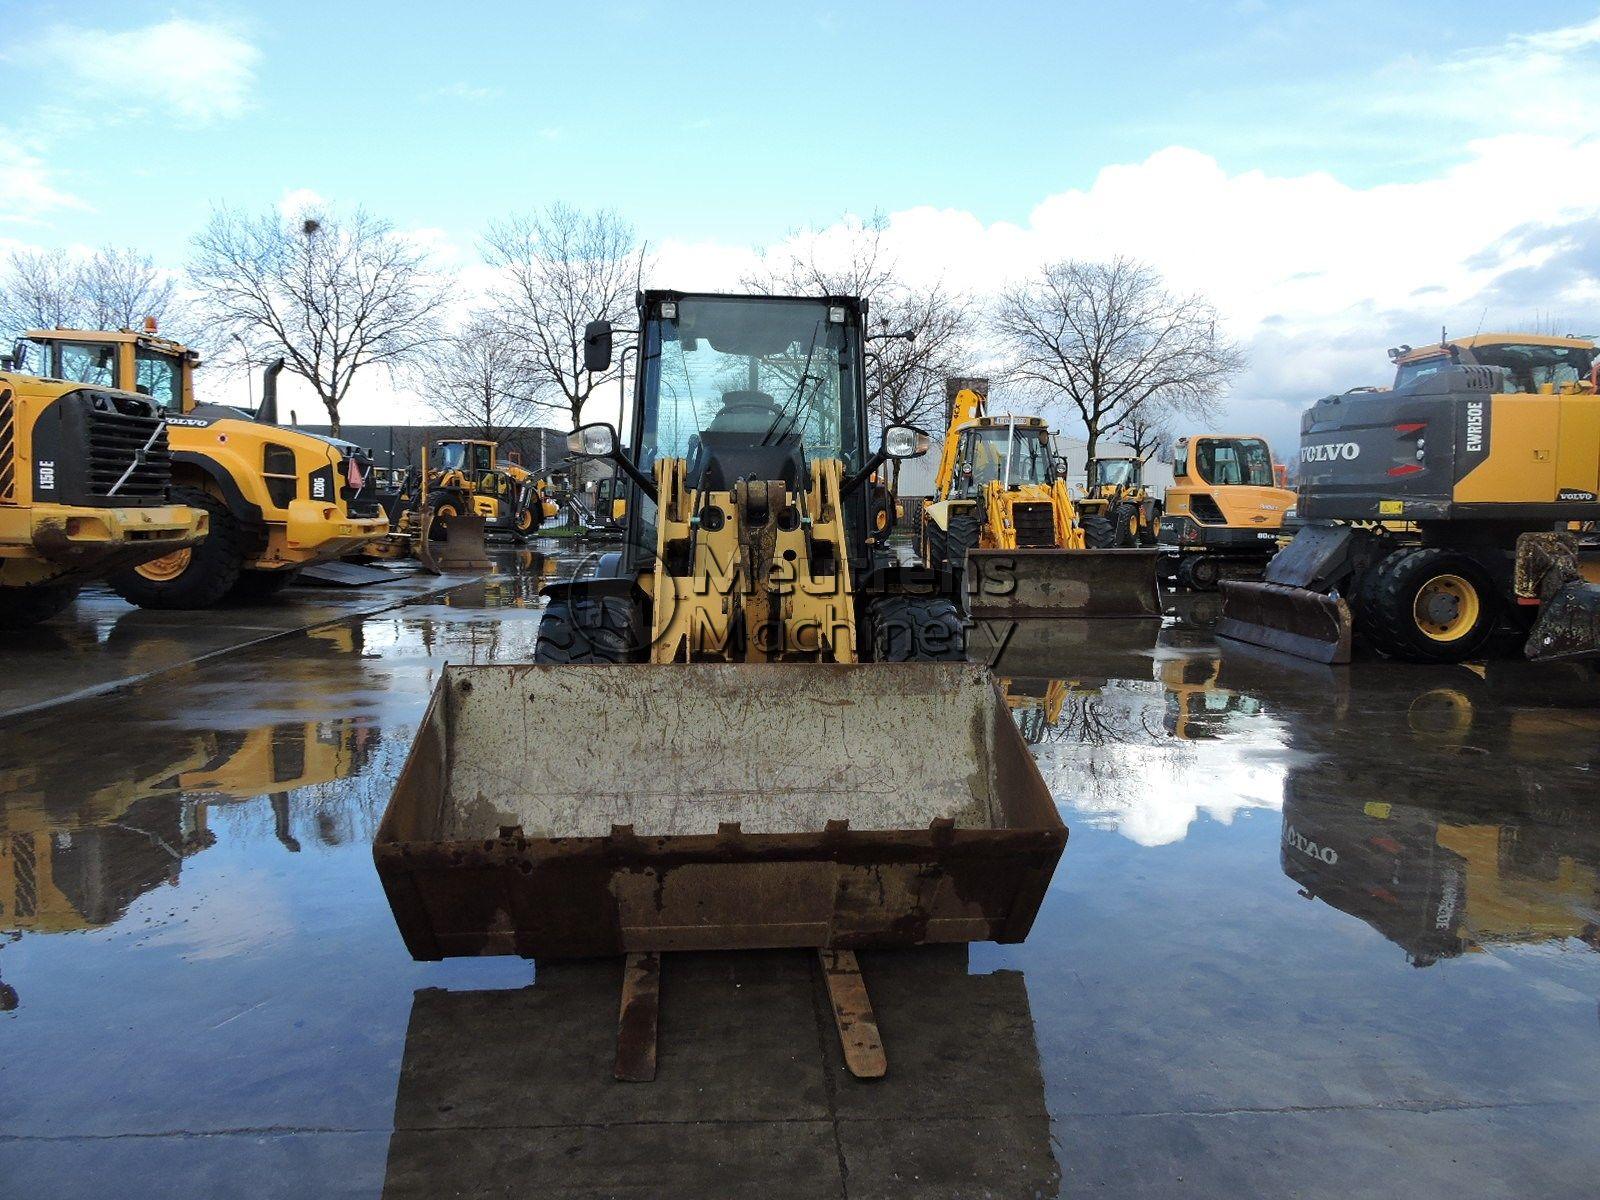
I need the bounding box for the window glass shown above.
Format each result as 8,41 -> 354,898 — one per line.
134,349 -> 182,409
956,426 -> 1053,494
57,342 -> 116,387
1195,438 -> 1274,487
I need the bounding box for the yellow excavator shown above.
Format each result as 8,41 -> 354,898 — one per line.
1220,333 -> 1600,663
0,335 -> 208,628
16,328 -> 389,607
920,380 -> 1160,616
1159,433 -> 1297,591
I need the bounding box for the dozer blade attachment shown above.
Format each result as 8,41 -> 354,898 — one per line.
1216,579 -> 1353,665
1525,578 -> 1600,663
965,548 -> 1161,618
417,509 -> 490,574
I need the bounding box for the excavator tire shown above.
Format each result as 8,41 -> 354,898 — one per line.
534,596 -> 641,664
871,595 -> 966,661
1176,554 -> 1221,592
109,486 -> 248,610
1082,513 -> 1116,549
0,582 -> 78,630
1364,547 -> 1500,663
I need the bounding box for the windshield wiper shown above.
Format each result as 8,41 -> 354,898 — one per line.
761,321 -> 825,447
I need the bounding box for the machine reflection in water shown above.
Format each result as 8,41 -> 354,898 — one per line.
379,947 -> 1058,1198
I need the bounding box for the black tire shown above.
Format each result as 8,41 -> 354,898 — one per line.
108,486 -> 248,610
534,595 -> 642,664
923,522 -> 947,570
1363,547 -> 1500,663
871,595 -> 967,661
1175,554 -> 1220,592
230,568 -> 301,599
1137,507 -> 1160,548
0,582 -> 79,630
1082,512 -> 1116,549
1111,503 -> 1141,548
427,499 -> 462,541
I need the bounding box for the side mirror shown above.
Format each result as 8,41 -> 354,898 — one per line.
567,422 -> 617,458
8,340 -> 27,372
883,424 -> 930,460
583,320 -> 613,373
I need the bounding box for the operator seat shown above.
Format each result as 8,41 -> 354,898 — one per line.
685,390 -> 806,491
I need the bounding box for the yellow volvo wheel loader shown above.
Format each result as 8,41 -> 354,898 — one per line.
0,338 -> 207,629
1079,455 -> 1160,548
921,381 -> 1159,617
1219,334 -> 1600,664
18,329 -> 388,608
373,293 -> 1066,1080
1158,434 -> 1296,591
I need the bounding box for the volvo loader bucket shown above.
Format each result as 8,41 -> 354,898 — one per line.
1216,579 -> 1353,665
374,661 -> 1066,961
417,507 -> 490,574
965,548 -> 1161,618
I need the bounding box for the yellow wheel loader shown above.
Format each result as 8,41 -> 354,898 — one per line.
1079,455 -> 1160,548
920,381 -> 1160,617
373,293 -> 1066,1078
1219,334 -> 1600,664
1158,434 -> 1297,591
17,328 -> 389,608
0,337 -> 207,629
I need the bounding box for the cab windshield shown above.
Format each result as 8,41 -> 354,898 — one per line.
1091,458 -> 1139,488
1195,437 -> 1274,487
640,296 -> 863,474
133,349 -> 183,410
1393,354 -> 1451,390
53,341 -> 117,387
434,443 -> 467,471
958,424 -> 1054,494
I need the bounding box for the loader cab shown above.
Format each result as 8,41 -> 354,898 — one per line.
22,327 -> 198,413
1176,436 -> 1275,487
621,290 -> 872,568
1088,456 -> 1142,492
433,439 -> 496,480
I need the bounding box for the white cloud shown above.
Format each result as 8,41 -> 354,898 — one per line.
276,187 -> 329,222
0,134 -> 90,223
31,19 -> 260,124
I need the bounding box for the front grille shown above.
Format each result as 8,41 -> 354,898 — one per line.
83,392 -> 170,501
1013,502 -> 1057,547
1189,492 -> 1227,524
0,385 -> 15,501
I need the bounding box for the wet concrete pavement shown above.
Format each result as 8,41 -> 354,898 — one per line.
3,549 -> 1600,1198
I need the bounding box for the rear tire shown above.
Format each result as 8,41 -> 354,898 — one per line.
534,595 -> 641,664
1364,547 -> 1500,663
1176,554 -> 1220,592
1111,502 -> 1140,548
0,582 -> 79,630
871,595 -> 966,661
108,486 -> 248,610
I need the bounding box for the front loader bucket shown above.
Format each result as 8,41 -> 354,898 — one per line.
375,662 -> 1066,960
1525,578 -> 1600,663
418,509 -> 490,573
965,548 -> 1160,618
1216,579 -> 1353,665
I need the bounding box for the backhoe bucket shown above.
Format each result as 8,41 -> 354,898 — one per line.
965,548 -> 1160,618
1524,578 -> 1600,663
375,662 -> 1066,960
1216,579 -> 1353,665
417,508 -> 490,573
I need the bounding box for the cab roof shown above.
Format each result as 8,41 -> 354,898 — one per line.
1395,333 -> 1596,363
24,327 -> 199,362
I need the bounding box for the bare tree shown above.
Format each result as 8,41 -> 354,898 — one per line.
0,246 -> 183,341
80,247 -> 179,332
422,312 -> 540,438
1107,406 -> 1171,462
991,257 -> 1243,462
745,213 -> 975,490
481,203 -> 645,431
189,203 -> 446,434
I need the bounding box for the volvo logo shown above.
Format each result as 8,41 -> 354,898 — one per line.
1301,442 -> 1360,463
1283,824 -> 1338,864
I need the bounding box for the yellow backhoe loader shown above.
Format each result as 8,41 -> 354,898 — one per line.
16,328 -> 389,608
0,336 -> 207,629
1079,454 -> 1160,548
1219,333 -> 1600,664
1158,433 -> 1297,590
920,379 -> 1159,617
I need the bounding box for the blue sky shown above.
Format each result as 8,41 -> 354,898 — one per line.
4,1 -> 1600,440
